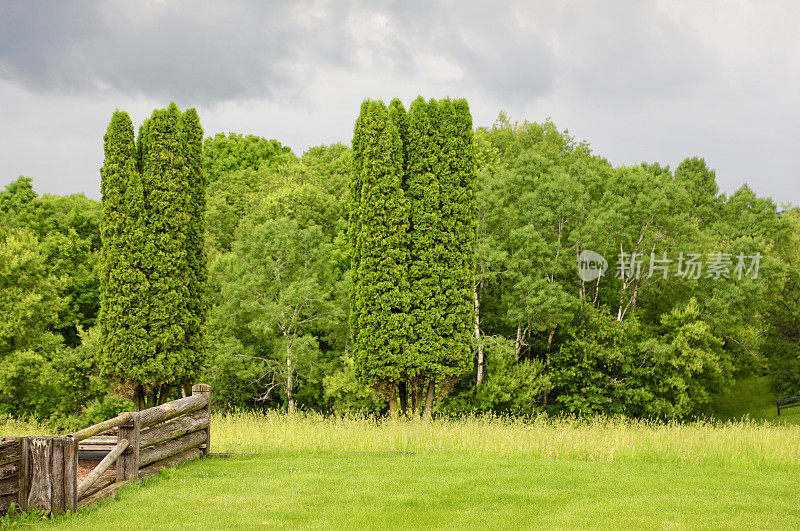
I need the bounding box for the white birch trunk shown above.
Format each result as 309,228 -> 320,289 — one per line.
286,343 -> 295,413
474,286 -> 485,387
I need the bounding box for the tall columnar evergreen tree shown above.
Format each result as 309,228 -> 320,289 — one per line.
349,97 -> 477,418
347,101 -> 368,358
445,98 -> 478,381
386,98 -> 412,411
100,104 -> 207,410
99,111 -> 152,401
181,108 -> 208,387
349,100 -> 411,415
405,97 -> 444,410
412,98 -> 477,417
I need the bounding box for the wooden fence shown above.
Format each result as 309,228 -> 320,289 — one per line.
0,384 -> 210,516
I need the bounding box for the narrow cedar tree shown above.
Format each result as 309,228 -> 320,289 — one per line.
445,98 -> 477,378
405,97 -> 443,388
349,100 -> 411,397
347,101 -> 369,353
99,111 -> 153,393
181,108 -> 208,385
430,98 -> 473,382
139,104 -> 195,394
387,98 -> 412,411
101,103 -> 207,408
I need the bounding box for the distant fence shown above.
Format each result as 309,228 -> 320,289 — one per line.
776,395 -> 800,416
0,384 -> 210,516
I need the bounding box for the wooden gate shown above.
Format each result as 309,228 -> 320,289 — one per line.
0,383 -> 211,516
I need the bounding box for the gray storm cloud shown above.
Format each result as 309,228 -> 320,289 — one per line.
0,1 -> 355,103
0,1 -> 799,204
0,0 -> 560,104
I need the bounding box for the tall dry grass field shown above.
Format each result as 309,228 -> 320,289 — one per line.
5,411 -> 798,470
212,411 -> 800,469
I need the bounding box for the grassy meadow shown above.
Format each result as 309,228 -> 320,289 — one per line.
3,404 -> 800,529
712,375 -> 800,425
208,409 -> 800,468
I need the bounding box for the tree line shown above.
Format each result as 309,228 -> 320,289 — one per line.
1,106 -> 799,427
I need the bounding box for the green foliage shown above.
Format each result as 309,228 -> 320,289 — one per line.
675,157 -> 719,225
551,308 -> 650,416
323,357 -> 386,414
552,301 -> 730,419
181,108 -> 208,385
203,143 -> 350,411
204,136 -> 296,253
47,326 -> 133,430
300,143 -> 352,200
0,230 -> 63,417
406,98 -> 477,386
38,195 -> 101,347
0,178 -> 116,423
203,133 -> 292,185
207,217 -> 332,411
349,100 -> 411,393
100,105 -> 207,408
0,177 -> 40,232
0,179 -> 101,347
99,110 -> 151,400
404,97 -> 441,385
645,298 -> 730,416
349,97 -> 478,410
6,104 -> 799,424
442,337 -> 550,414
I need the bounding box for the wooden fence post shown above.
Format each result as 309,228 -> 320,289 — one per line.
18,437 -> 29,512
192,384 -> 211,455
27,437 -> 51,512
50,439 -> 64,515
117,413 -> 141,482
64,437 -> 77,513
24,437 -> 74,515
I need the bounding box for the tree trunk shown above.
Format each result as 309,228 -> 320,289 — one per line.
286,345 -> 295,413
134,385 -> 145,411
410,382 -> 418,417
154,385 -> 165,407
388,387 -> 398,419
617,271 -> 629,321
423,380 -> 435,422
475,286 -> 485,387
398,381 -> 408,417
543,328 -> 555,408
593,276 -> 601,308
515,326 -> 523,361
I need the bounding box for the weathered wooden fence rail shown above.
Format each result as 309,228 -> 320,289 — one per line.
0,384 -> 210,516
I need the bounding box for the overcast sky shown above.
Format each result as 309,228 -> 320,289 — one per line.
1,1 -> 798,205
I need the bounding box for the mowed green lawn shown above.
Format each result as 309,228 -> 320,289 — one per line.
7,453 -> 798,529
